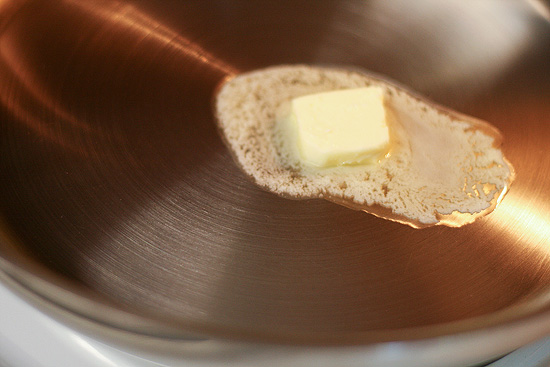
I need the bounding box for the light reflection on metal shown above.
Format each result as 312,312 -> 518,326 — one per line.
491,195 -> 550,253
0,0 -> 238,156
0,37 -> 86,130
527,0 -> 550,21
0,35 -> 91,154
0,0 -> 550,361
364,0 -> 536,96
66,0 -> 238,77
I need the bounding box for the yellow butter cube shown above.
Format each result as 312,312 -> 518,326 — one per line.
289,87 -> 390,167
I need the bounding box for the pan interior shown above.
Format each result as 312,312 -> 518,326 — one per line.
1,0 -> 550,344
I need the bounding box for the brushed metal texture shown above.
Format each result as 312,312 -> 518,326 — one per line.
1,0 -> 550,349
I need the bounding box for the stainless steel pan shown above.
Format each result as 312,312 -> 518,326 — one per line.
1,1 -> 550,366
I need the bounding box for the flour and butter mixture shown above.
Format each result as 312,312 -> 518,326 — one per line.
214,65 -> 514,228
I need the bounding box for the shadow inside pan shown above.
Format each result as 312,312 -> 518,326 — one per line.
1,0 -> 550,345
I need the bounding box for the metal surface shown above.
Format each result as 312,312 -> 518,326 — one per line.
1,0 -> 550,357
3,272 -> 550,367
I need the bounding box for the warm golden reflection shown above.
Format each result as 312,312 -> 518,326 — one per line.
2,0 -> 550,357
0,33 -> 93,154
0,0 -> 237,155
67,0 -> 238,77
490,194 -> 550,253
0,37 -> 86,130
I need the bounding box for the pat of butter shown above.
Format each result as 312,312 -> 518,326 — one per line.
289,87 -> 390,168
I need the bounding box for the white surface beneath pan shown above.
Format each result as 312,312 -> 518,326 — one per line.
2,277 -> 550,367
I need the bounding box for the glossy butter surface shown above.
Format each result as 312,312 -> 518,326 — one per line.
289,87 -> 389,167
